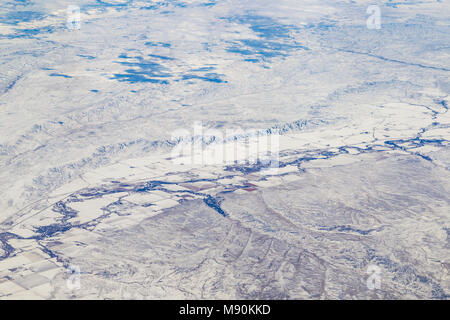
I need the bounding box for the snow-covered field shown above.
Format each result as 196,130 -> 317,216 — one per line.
0,0 -> 449,299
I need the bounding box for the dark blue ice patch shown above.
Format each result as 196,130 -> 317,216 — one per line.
53,201 -> 78,219
303,21 -> 335,32
385,2 -> 421,8
172,1 -> 187,8
200,1 -> 216,7
224,14 -> 297,40
137,0 -> 189,11
49,73 -> 72,78
113,73 -> 169,84
227,39 -> 309,61
94,0 -> 133,9
35,223 -> 72,238
8,0 -> 33,5
224,14 -> 307,63
96,0 -> 132,6
6,25 -> 55,38
138,0 -> 181,10
144,41 -> 171,48
384,138 -> 446,162
78,54 -> 96,60
140,4 -> 161,10
203,195 -> 227,217
181,73 -> 226,83
319,225 -> 377,235
112,54 -> 173,84
1,10 -> 45,25
148,54 -> 175,60
190,66 -> 215,72
81,0 -> 134,13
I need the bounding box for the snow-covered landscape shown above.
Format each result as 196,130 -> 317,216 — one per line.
0,0 -> 449,299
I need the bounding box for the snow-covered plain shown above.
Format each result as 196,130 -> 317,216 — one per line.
0,0 -> 449,299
